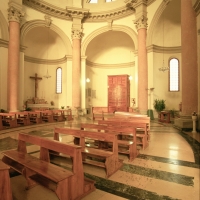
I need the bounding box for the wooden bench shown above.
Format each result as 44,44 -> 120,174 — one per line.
2,133 -> 95,200
0,115 -> 3,130
26,111 -> 42,124
0,113 -> 17,128
106,115 -> 151,141
61,109 -> 73,121
54,127 -> 123,178
92,107 -> 109,121
11,112 -> 31,126
0,160 -> 12,200
80,123 -> 139,161
98,120 -> 149,150
40,110 -> 54,123
115,111 -> 148,117
52,110 -> 64,122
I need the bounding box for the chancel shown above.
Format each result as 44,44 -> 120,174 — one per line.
0,0 -> 199,200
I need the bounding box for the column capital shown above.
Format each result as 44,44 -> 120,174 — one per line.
44,15 -> 52,27
8,2 -> 24,23
134,15 -> 148,30
71,29 -> 83,40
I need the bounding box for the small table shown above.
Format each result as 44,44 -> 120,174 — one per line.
159,111 -> 170,123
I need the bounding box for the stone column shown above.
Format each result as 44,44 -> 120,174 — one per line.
181,0 -> 198,115
68,7 -> 89,109
7,2 -> 24,112
71,29 -> 82,108
134,1 -> 148,114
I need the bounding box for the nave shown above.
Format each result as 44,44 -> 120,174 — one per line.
0,117 -> 199,200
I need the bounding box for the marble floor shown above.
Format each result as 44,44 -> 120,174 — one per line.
0,116 -> 199,200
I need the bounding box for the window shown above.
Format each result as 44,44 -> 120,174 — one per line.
106,0 -> 116,2
56,67 -> 62,93
169,58 -> 179,91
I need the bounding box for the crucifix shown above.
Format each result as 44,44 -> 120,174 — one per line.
30,73 -> 42,98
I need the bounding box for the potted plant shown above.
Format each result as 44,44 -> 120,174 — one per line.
153,99 -> 166,113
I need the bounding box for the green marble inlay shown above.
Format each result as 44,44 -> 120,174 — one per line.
138,154 -> 200,169
121,163 -> 194,186
85,173 -> 180,200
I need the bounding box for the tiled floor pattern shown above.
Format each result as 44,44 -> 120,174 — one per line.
0,117 -> 199,200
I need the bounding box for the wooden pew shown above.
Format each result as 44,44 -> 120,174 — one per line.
52,110 -> 64,122
61,109 -> 73,121
26,111 -> 42,124
40,110 -> 54,123
80,123 -> 139,161
115,111 -> 148,117
0,113 -> 17,128
92,107 -> 109,121
105,116 -> 151,141
0,115 -> 3,130
54,127 -> 123,178
0,160 -> 12,200
10,112 -> 31,126
2,133 -> 95,200
98,120 -> 149,150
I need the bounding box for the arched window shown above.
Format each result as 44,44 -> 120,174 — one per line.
169,58 -> 179,91
56,67 -> 62,93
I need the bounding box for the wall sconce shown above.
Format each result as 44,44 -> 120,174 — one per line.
86,78 -> 90,83
129,75 -> 133,80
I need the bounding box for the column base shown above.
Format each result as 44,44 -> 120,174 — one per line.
174,115 -> 193,131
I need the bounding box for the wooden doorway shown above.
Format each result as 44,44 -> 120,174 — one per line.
108,75 -> 130,112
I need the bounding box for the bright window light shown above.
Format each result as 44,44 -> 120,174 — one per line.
56,67 -> 62,93
169,58 -> 179,91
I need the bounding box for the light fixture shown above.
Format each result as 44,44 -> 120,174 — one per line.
44,26 -> 51,79
159,11 -> 169,72
86,78 -> 90,83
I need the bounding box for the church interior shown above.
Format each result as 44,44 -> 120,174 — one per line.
0,0 -> 200,199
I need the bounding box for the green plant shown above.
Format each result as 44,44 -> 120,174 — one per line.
25,107 -> 32,111
153,99 -> 166,113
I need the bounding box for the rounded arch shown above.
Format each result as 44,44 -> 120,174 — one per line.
147,0 -> 170,46
81,25 -> 138,56
0,10 -> 9,40
20,20 -> 72,55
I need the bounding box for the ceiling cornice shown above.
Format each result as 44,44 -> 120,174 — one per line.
147,45 -> 181,53
86,60 -> 135,68
22,0 -> 135,22
24,55 -> 69,64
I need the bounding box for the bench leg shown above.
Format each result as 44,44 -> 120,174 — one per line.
55,179 -> 70,200
22,168 -> 38,189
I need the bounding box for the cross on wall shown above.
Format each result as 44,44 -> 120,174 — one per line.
30,73 -> 42,98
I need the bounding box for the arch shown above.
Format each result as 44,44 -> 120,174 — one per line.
20,20 -> 72,55
147,0 -> 170,46
0,10 -> 9,40
81,25 -> 138,56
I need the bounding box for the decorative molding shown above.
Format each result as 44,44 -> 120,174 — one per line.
147,44 -> 181,53
44,15 -> 52,27
71,29 -> 83,40
134,15 -> 148,29
86,60 -> 135,68
0,39 -> 9,48
22,0 -> 135,22
8,2 -> 24,23
66,7 -> 89,19
198,29 -> 200,35
24,55 -> 69,64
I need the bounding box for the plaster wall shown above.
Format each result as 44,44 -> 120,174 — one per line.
153,52 -> 182,114
85,66 -> 135,108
